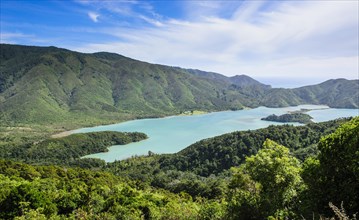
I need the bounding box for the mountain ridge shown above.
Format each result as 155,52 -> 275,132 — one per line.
1,44 -> 358,127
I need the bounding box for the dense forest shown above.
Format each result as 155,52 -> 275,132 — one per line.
0,117 -> 358,219
0,159 -> 207,219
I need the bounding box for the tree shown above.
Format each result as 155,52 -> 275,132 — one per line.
227,139 -> 304,219
301,117 -> 359,217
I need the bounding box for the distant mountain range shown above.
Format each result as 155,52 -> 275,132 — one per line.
0,44 -> 358,126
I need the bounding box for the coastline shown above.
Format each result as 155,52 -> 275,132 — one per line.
287,106 -> 330,114
50,104 -> 354,138
178,110 -> 209,116
81,105 -> 358,162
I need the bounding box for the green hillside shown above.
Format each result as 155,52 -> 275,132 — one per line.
0,44 -> 249,127
1,44 -> 358,129
260,79 -> 359,108
293,78 -> 359,108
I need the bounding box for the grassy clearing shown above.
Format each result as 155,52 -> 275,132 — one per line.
179,110 -> 208,116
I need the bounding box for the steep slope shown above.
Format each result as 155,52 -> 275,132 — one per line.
229,74 -> 270,89
293,79 -> 359,108
0,44 -> 358,127
0,44 -> 249,125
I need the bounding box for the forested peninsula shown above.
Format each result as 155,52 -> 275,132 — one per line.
261,112 -> 313,124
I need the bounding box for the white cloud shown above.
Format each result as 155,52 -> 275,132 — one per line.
138,15 -> 163,27
0,32 -> 34,44
81,1 -> 163,26
88,12 -> 99,22
74,1 -> 358,83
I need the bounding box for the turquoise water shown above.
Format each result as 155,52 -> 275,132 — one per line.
75,105 -> 358,162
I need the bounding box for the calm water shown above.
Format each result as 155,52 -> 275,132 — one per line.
75,105 -> 358,162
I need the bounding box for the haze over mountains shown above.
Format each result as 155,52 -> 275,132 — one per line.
0,44 -> 358,126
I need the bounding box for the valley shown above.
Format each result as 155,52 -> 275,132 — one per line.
0,44 -> 358,219
1,1 -> 358,219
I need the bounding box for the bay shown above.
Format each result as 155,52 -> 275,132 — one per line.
75,105 -> 358,162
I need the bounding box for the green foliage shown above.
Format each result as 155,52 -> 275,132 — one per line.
0,131 -> 147,166
105,155 -> 229,200
0,159 -> 214,219
197,199 -> 227,220
227,139 -> 304,219
262,112 -> 313,124
301,117 -> 359,217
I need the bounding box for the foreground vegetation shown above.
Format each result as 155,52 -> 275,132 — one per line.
0,117 -> 357,219
0,160 -> 207,220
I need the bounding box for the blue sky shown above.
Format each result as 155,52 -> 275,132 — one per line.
1,0 -> 358,87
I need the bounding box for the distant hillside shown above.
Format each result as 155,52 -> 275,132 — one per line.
260,79 -> 359,108
186,68 -> 271,89
293,79 -> 359,108
0,44 -> 358,127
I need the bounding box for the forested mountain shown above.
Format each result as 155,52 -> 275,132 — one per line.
262,79 -> 359,108
1,44 -> 358,127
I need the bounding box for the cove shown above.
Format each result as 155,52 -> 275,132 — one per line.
75,105 -> 359,162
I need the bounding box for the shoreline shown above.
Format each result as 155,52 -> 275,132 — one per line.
72,105 -> 358,162
51,130 -> 73,138
287,106 -> 330,114
49,104 -> 344,138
